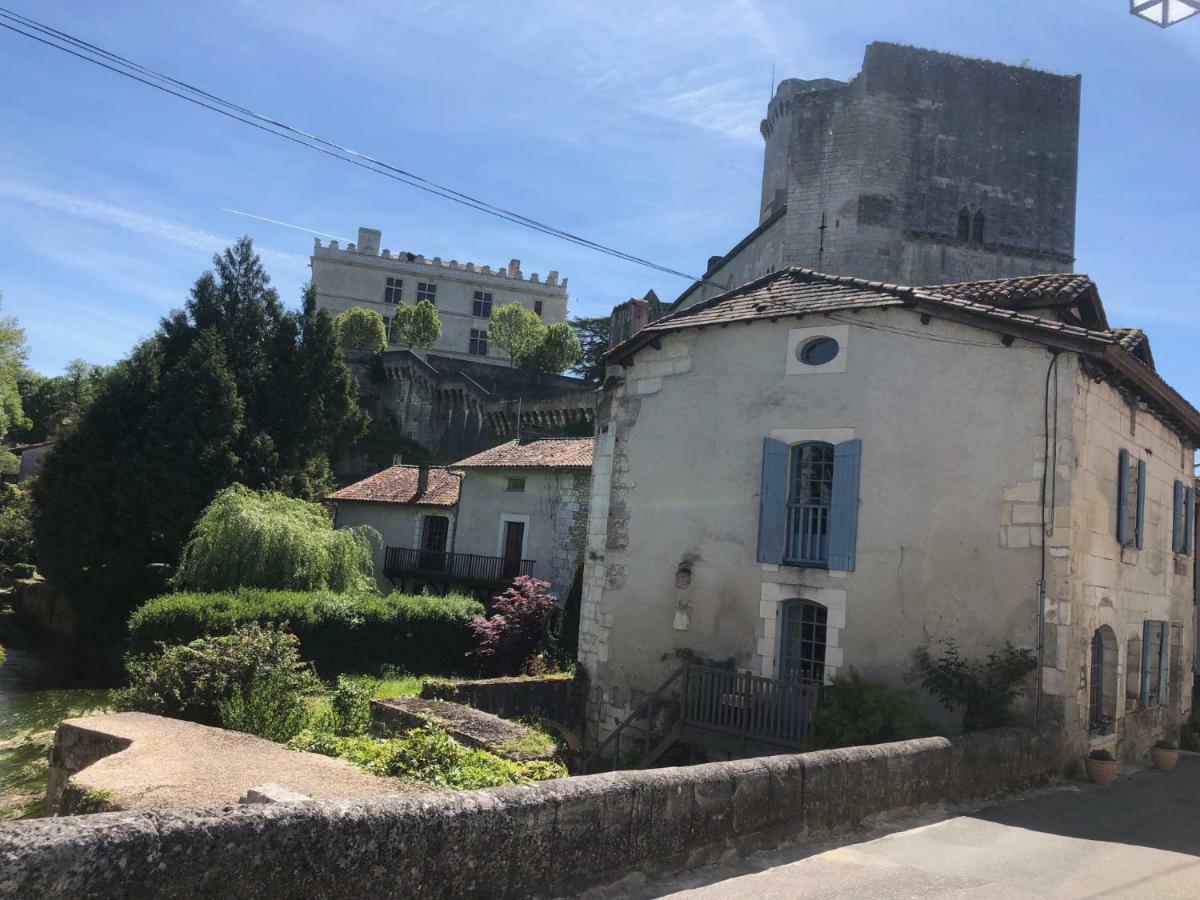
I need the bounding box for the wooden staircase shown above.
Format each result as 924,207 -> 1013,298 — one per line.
580,665 -> 823,773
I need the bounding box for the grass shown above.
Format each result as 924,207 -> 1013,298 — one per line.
372,675 -> 424,699
496,719 -> 562,759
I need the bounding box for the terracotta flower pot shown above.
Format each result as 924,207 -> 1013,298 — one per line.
1086,756 -> 1119,786
1151,747 -> 1180,771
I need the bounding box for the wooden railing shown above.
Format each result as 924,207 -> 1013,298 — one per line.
383,546 -> 535,586
581,664 -> 823,773
682,664 -> 821,749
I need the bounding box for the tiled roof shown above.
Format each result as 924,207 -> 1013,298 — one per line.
933,274 -> 1096,310
452,438 -> 594,469
328,465 -> 461,506
607,267 -> 1200,444
630,269 -> 1113,350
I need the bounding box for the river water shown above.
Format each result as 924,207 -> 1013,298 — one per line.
0,595 -> 109,819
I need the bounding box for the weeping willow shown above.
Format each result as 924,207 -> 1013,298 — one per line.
173,485 -> 379,594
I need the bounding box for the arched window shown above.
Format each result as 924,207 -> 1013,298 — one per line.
957,207 -> 971,241
780,600 -> 827,684
1090,626 -> 1118,732
972,209 -> 986,244
786,442 -> 834,564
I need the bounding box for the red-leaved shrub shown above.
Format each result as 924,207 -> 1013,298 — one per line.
469,576 -> 556,675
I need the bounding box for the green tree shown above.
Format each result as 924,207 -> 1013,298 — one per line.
488,302 -> 542,361
488,303 -> 582,374
32,239 -> 364,625
334,307 -> 387,353
0,292 -> 31,455
15,359 -> 111,443
568,315 -> 611,383
0,483 -> 34,571
518,322 -> 582,374
390,300 -> 441,350
173,484 -> 378,593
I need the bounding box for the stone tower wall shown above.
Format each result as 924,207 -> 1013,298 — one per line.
761,42 -> 1080,286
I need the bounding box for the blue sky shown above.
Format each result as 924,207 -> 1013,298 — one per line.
1,1 -> 1198,401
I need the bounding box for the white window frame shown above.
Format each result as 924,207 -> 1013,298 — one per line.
496,514 -> 531,560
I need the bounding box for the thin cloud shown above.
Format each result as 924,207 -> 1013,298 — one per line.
0,179 -> 308,272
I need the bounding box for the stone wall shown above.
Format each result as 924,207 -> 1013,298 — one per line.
0,729 -> 1063,899
420,674 -> 584,732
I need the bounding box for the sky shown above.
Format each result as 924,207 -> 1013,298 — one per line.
1,1 -> 1198,400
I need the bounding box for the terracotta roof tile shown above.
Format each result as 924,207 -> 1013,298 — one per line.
328,465 -> 460,506
933,274 -> 1096,309
452,438 -> 594,469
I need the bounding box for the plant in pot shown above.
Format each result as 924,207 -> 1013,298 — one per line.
1085,748 -> 1119,786
1151,739 -> 1180,771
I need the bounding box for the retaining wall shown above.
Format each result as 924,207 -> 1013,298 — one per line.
420,674 -> 584,731
0,728 -> 1063,899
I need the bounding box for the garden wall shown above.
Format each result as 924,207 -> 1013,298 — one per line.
420,674 -> 584,731
0,728 -> 1064,899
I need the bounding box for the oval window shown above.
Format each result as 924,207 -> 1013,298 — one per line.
797,336 -> 839,366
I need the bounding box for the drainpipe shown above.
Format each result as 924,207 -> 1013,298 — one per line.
1035,578 -> 1046,730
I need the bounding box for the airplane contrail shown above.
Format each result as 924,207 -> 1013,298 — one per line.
221,208 -> 348,241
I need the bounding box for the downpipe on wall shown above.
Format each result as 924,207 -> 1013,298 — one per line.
1035,349 -> 1064,732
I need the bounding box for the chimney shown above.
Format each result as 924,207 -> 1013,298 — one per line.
609,297 -> 651,346
508,258 -> 522,278
357,227 -> 381,256
392,454 -> 404,467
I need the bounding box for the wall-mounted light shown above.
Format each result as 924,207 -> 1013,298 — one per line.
1131,0 -> 1200,27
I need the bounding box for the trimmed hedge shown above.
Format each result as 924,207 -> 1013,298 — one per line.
128,590 -> 485,676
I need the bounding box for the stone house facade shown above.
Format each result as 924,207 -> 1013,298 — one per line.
331,438 -> 592,602
312,227 -> 568,365
579,268 -> 1199,763
673,42 -> 1081,310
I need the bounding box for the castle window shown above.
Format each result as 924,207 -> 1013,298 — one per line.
972,210 -> 986,244
534,300 -> 544,317
957,208 -> 970,241
469,328 -> 489,356
416,282 -> 438,305
472,291 -> 493,318
384,277 -> 403,304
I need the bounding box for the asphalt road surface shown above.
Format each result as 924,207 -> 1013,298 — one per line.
600,755 -> 1200,899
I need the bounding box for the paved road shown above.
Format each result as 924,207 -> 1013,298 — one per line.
608,756 -> 1200,899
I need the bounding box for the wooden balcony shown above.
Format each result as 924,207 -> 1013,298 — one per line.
383,546 -> 535,588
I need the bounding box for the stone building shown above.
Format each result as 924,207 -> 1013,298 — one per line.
579,268 -> 1199,764
312,227 -> 568,364
674,43 -> 1081,310
330,437 -> 592,602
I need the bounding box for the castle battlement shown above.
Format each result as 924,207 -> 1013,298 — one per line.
313,230 -> 567,292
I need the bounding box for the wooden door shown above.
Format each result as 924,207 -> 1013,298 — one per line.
502,520 -> 525,579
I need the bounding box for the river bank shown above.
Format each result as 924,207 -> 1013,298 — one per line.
0,592 -> 110,819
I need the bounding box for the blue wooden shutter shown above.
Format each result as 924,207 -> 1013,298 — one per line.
1117,448 -> 1130,545
1140,619 -> 1151,707
1173,481 -> 1185,553
1136,458 -> 1147,550
1186,487 -> 1195,556
757,438 -> 790,564
827,439 -> 863,571
1158,621 -> 1170,706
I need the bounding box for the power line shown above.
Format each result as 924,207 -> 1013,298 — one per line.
0,7 -> 725,290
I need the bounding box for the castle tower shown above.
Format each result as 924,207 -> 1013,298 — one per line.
676,43 -> 1081,309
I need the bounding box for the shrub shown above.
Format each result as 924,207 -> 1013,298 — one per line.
811,670 -> 940,749
1089,748 -> 1115,762
329,675 -> 375,736
115,623 -> 320,727
219,667 -> 313,742
912,639 -> 1037,731
1154,739 -> 1177,751
173,485 -> 379,594
469,576 -> 556,676
287,724 -> 567,789
129,589 -> 484,676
